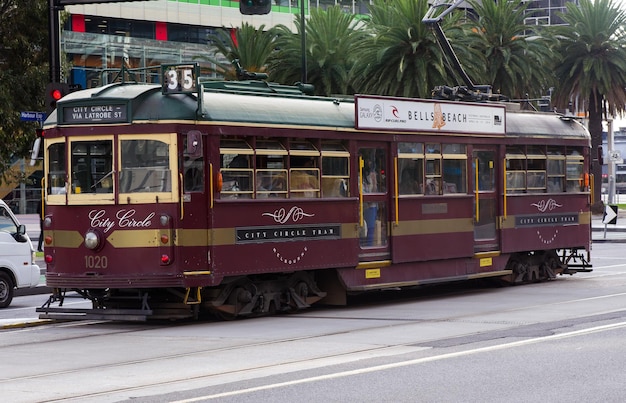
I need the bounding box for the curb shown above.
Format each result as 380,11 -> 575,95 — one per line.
0,319 -> 53,330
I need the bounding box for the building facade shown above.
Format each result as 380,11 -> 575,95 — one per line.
63,0 -> 371,88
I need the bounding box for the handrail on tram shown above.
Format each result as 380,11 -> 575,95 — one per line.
474,158 -> 480,222
359,156 -> 364,227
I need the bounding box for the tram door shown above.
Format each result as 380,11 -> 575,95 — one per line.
473,149 -> 500,252
179,131 -> 210,270
358,145 -> 390,260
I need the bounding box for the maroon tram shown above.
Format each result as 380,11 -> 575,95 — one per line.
37,65 -> 592,320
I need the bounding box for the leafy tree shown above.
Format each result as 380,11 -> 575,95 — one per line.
552,0 -> 626,206
199,23 -> 277,79
0,0 -> 48,178
467,0 -> 556,100
349,0 -> 485,98
268,6 -> 366,96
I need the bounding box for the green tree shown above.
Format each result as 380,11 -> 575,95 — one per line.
467,0 -> 556,100
269,6 -> 366,96
552,0 -> 626,206
200,23 -> 277,79
0,0 -> 48,177
349,0 -> 485,98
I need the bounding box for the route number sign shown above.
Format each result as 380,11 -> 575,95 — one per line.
162,63 -> 198,94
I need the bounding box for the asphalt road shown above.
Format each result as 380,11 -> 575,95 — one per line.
1,242 -> 626,402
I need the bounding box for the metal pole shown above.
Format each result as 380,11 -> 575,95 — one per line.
19,159 -> 26,214
300,0 -> 307,84
49,0 -> 61,83
608,118 -> 616,205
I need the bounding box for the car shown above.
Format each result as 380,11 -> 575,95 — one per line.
0,200 -> 41,307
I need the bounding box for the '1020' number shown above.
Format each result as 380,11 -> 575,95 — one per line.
85,255 -> 108,269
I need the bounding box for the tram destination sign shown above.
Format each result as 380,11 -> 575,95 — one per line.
356,95 -> 506,135
62,104 -> 128,124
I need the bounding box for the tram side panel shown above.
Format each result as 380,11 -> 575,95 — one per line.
392,195 -> 475,263
209,199 -> 359,278
499,194 -> 591,253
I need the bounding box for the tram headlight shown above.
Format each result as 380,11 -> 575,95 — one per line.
84,230 -> 101,250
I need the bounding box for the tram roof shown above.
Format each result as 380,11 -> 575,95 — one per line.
45,81 -> 590,142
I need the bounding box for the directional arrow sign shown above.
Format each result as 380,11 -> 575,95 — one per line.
602,204 -> 618,225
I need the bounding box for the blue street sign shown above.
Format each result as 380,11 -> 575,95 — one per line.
20,111 -> 46,122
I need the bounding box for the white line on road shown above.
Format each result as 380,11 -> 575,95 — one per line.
172,321 -> 626,402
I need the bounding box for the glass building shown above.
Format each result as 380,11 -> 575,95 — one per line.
63,0 -> 581,88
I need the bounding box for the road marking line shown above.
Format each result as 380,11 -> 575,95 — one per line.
172,321 -> 626,402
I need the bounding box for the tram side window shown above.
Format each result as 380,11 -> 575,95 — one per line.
442,144 -> 467,194
119,139 -> 171,193
526,146 -> 546,193
547,147 -> 565,192
398,142 -> 424,196
183,135 -> 204,193
288,140 -> 320,198
221,153 -> 253,198
566,148 -> 585,192
220,139 -> 254,199
70,140 -> 113,194
360,148 -> 386,193
254,140 -> 287,199
425,143 -> 442,195
47,142 -> 66,195
321,142 -> 349,198
506,146 -> 526,193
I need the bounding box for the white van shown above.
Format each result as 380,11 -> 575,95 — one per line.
0,200 -> 41,307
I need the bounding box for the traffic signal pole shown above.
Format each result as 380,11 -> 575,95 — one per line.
48,0 -> 61,83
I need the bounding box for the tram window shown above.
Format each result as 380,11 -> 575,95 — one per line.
425,144 -> 442,195
475,151 -> 495,191
290,156 -> 320,198
442,144 -> 466,194
253,140 -> 287,199
321,142 -> 349,197
119,139 -> 171,193
220,139 -> 255,199
47,142 -> 67,195
399,158 -> 424,195
360,148 -> 386,193
183,133 -> 204,193
526,147 -> 546,193
397,142 -> 424,196
183,158 -> 204,192
256,169 -> 287,198
566,153 -> 584,192
70,140 -> 113,194
547,147 -> 565,192
221,154 -> 253,198
506,146 -> 526,193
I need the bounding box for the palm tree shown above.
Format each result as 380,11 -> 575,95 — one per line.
199,23 -> 277,80
552,0 -> 626,206
268,6 -> 366,96
349,0 -> 485,98
467,0 -> 556,100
